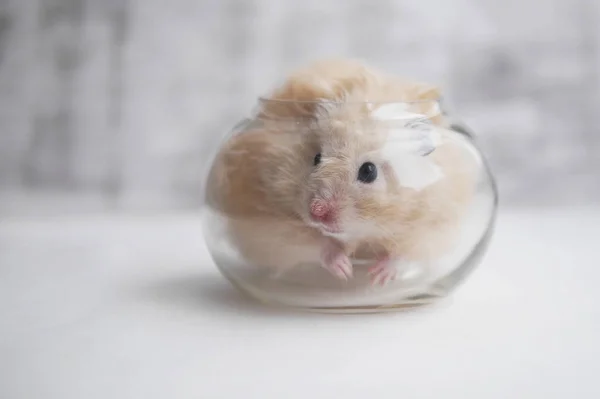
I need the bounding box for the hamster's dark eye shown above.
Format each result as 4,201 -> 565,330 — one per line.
357,162 -> 377,183
313,153 -> 321,166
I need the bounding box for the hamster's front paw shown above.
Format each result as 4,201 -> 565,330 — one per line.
368,257 -> 397,286
320,239 -> 353,281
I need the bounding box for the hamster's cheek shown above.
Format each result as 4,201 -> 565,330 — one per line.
346,216 -> 380,241
354,176 -> 388,195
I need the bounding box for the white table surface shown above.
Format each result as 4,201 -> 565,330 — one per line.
1,207 -> 599,399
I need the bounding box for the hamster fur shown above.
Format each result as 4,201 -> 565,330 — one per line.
206,59 -> 477,285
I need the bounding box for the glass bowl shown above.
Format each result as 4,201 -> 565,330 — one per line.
201,98 -> 498,313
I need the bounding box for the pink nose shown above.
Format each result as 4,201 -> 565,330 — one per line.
310,199 -> 336,223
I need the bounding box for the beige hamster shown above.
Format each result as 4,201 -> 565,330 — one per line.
206,59 -> 477,285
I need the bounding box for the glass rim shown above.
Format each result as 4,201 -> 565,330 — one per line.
257,96 -> 442,106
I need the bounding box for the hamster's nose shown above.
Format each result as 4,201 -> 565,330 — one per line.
310,199 -> 336,223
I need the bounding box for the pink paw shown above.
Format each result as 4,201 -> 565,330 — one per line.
368,259 -> 397,286
321,242 -> 353,281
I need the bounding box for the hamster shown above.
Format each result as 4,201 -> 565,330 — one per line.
206,59 -> 477,286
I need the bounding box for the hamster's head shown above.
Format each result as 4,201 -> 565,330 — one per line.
295,101 -> 434,243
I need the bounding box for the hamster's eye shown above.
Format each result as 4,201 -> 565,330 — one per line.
357,162 -> 377,183
313,153 -> 321,166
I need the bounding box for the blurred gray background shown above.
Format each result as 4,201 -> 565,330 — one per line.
1,0 -> 599,213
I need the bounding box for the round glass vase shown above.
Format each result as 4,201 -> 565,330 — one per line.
201,98 -> 498,313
